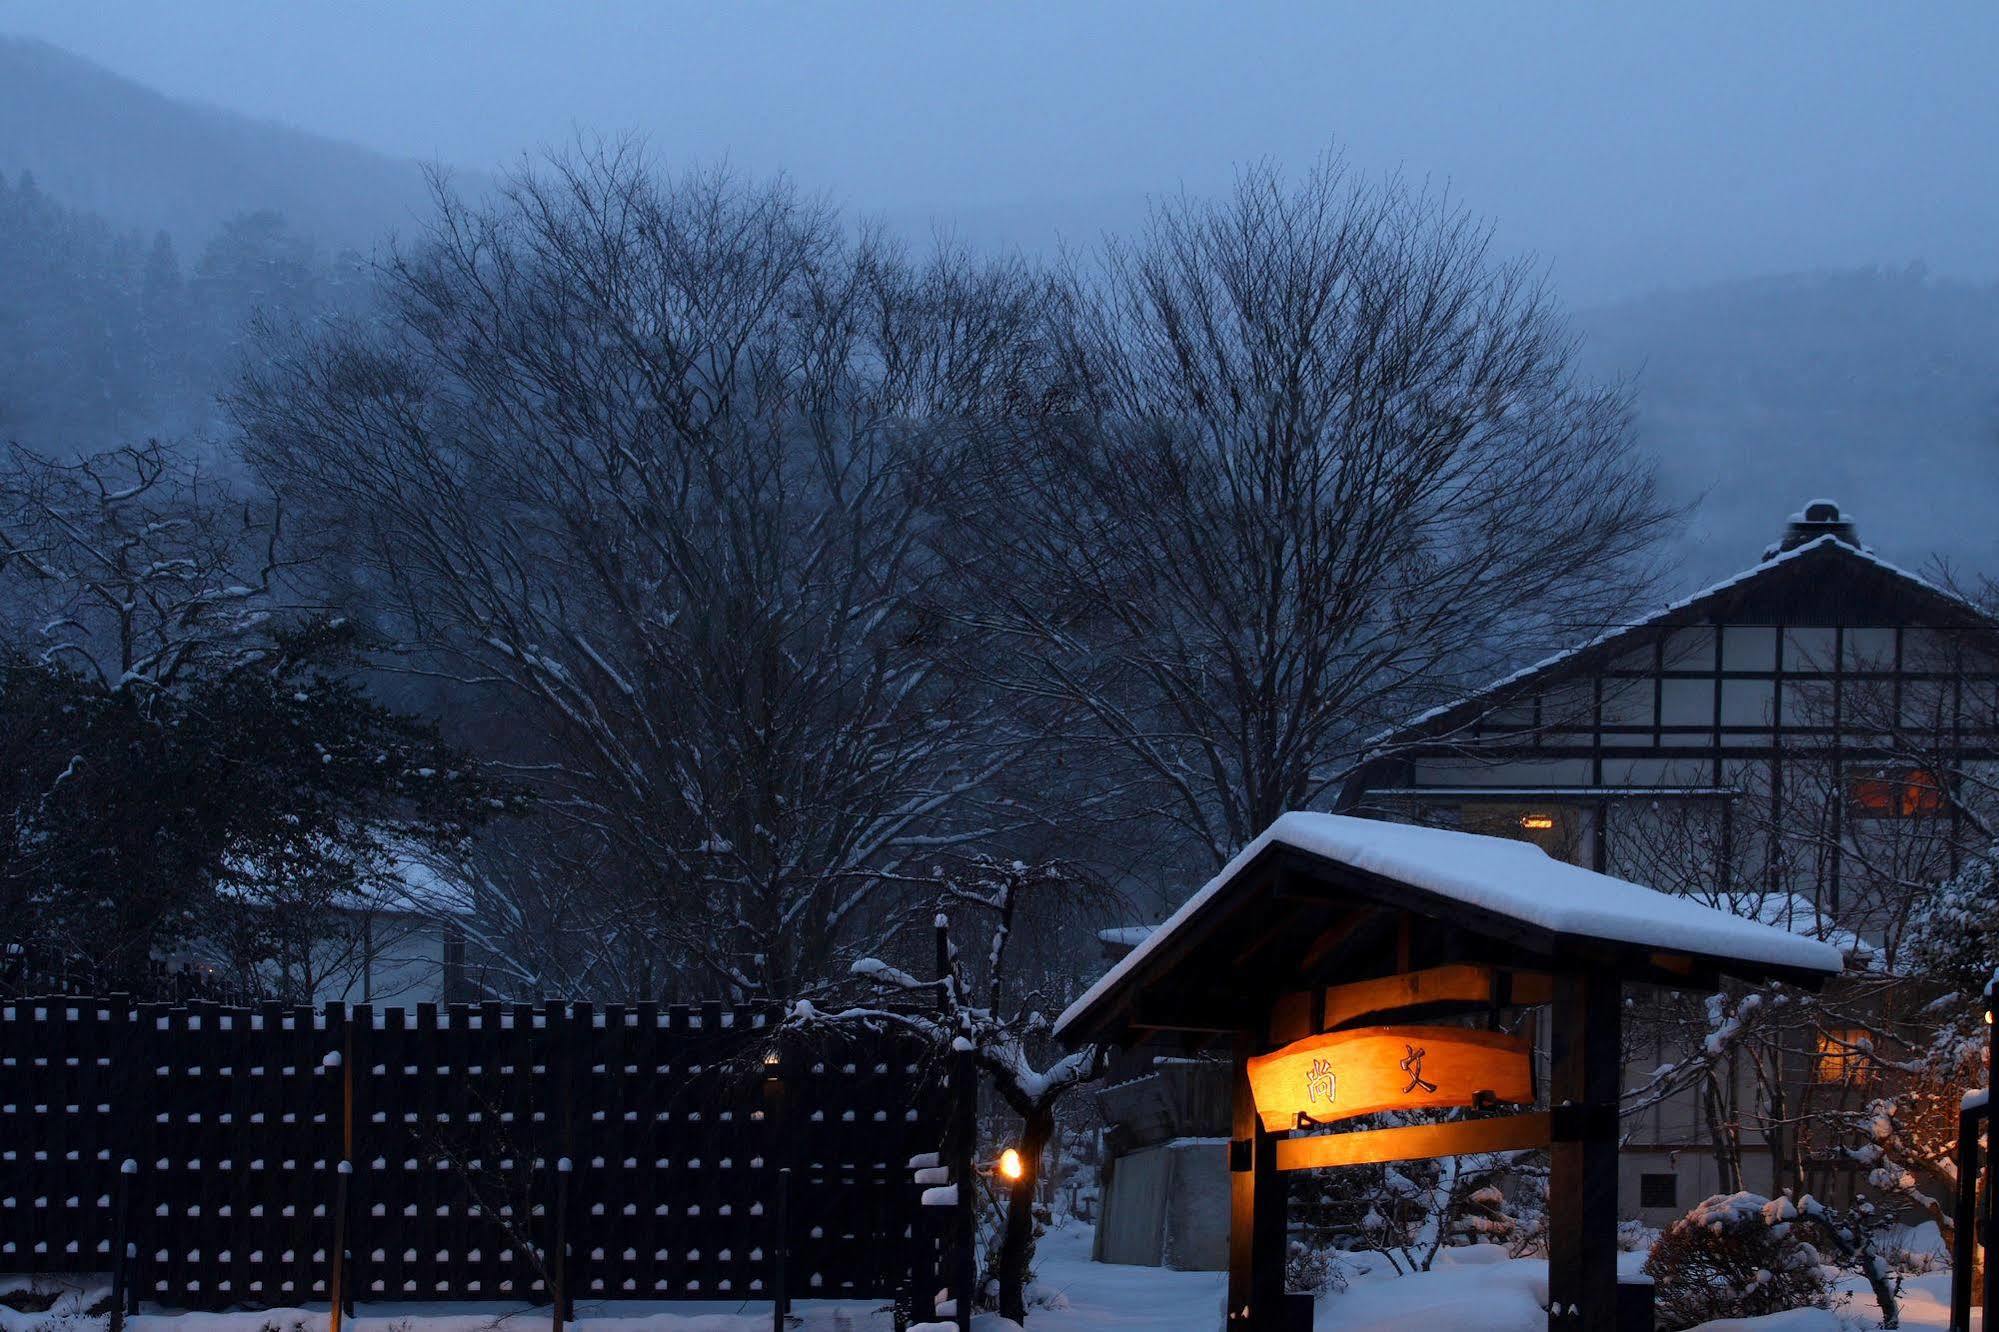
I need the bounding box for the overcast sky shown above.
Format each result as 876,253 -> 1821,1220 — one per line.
7,1 -> 1998,304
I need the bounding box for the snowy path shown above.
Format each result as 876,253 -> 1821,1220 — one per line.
0,1227 -> 1968,1331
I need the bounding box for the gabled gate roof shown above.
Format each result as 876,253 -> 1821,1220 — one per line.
1054,813 -> 1844,1046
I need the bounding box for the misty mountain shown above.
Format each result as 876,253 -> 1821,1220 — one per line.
3,35 -> 1993,593
0,35 -> 443,256
1575,269 -> 1999,590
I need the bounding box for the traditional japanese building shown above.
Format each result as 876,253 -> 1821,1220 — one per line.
1344,500 -> 1999,1225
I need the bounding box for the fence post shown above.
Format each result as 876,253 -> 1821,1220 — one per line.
551,1153 -> 573,1332
328,1005 -> 354,1332
110,994 -> 144,1320
109,1157 -> 135,1332
772,1165 -> 792,1332
550,1000 -> 577,1332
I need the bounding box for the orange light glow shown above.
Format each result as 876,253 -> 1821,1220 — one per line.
998,1148 -> 1025,1182
1245,1025 -> 1534,1133
1519,813 -> 1556,831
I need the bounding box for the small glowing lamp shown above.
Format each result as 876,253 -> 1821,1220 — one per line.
1520,813 -> 1556,831
997,1148 -> 1026,1182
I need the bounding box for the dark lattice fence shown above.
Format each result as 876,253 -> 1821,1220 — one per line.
0,996 -> 965,1316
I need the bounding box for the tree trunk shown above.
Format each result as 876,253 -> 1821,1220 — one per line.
998,1106 -> 1054,1323
1704,1070 -> 1743,1194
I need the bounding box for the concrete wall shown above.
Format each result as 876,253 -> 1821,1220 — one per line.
1094,1138 -> 1231,1271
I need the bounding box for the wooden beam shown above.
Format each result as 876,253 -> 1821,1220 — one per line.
1274,1111 -> 1552,1171
1266,989 -> 1314,1046
1294,909 -> 1376,976
1547,968 -> 1622,1331
1319,963 -> 1553,1031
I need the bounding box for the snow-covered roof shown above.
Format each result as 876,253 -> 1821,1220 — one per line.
1055,812 -> 1844,1041
1710,893 -> 1879,971
1366,533 -> 1995,752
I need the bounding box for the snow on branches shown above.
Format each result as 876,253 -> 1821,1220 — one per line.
795,857 -> 1107,1119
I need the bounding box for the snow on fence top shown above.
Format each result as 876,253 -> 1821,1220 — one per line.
1055,812 -> 1844,1040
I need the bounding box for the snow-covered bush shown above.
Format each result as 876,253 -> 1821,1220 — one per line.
1287,1111 -> 1547,1268
1286,1237 -> 1351,1296
1642,1192 -> 1834,1331
1837,843 -> 1997,1251
1616,1218 -> 1659,1253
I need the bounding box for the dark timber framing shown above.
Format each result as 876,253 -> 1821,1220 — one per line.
1348,538 -> 1999,924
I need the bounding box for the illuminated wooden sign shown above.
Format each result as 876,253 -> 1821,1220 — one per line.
1245,1024 -> 1533,1133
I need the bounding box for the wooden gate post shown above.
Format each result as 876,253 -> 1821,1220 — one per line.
1225,1029 -> 1288,1330
953,1044 -> 977,1332
1984,980 -> 1999,1323
1950,1101 -> 1980,1331
1547,969 -> 1621,1331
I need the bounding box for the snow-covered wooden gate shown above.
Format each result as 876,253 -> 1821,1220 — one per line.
1053,813 -> 1845,1332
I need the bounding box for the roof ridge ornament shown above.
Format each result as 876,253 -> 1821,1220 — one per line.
1765,497 -> 1860,559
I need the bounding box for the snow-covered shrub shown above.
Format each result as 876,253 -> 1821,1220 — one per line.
1616,1218 -> 1659,1253
1287,1112 -> 1547,1267
1286,1237 -> 1351,1296
1642,1192 -> 1834,1331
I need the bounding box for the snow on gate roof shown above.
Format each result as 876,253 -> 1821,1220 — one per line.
1054,812 -> 1844,1043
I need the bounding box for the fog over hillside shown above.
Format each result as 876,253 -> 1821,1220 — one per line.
1,34 -> 1993,595
1573,269 -> 1999,588
0,35 -> 445,255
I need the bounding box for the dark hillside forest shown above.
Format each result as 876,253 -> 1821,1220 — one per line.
0,171 -> 371,450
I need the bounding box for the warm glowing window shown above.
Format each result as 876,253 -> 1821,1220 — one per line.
1846,768 -> 1945,819
1813,1028 -> 1875,1084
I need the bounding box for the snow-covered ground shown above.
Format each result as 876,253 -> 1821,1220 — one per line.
0,1225 -> 1969,1331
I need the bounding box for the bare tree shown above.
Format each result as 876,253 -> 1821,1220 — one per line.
0,440 -> 503,992
947,157 -> 1674,870
0,439 -> 292,702
794,856 -> 1112,1323
234,145 -> 1050,1001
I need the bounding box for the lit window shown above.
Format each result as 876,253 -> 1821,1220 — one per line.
1846,768 -> 1945,820
1813,1028 -> 1875,1084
